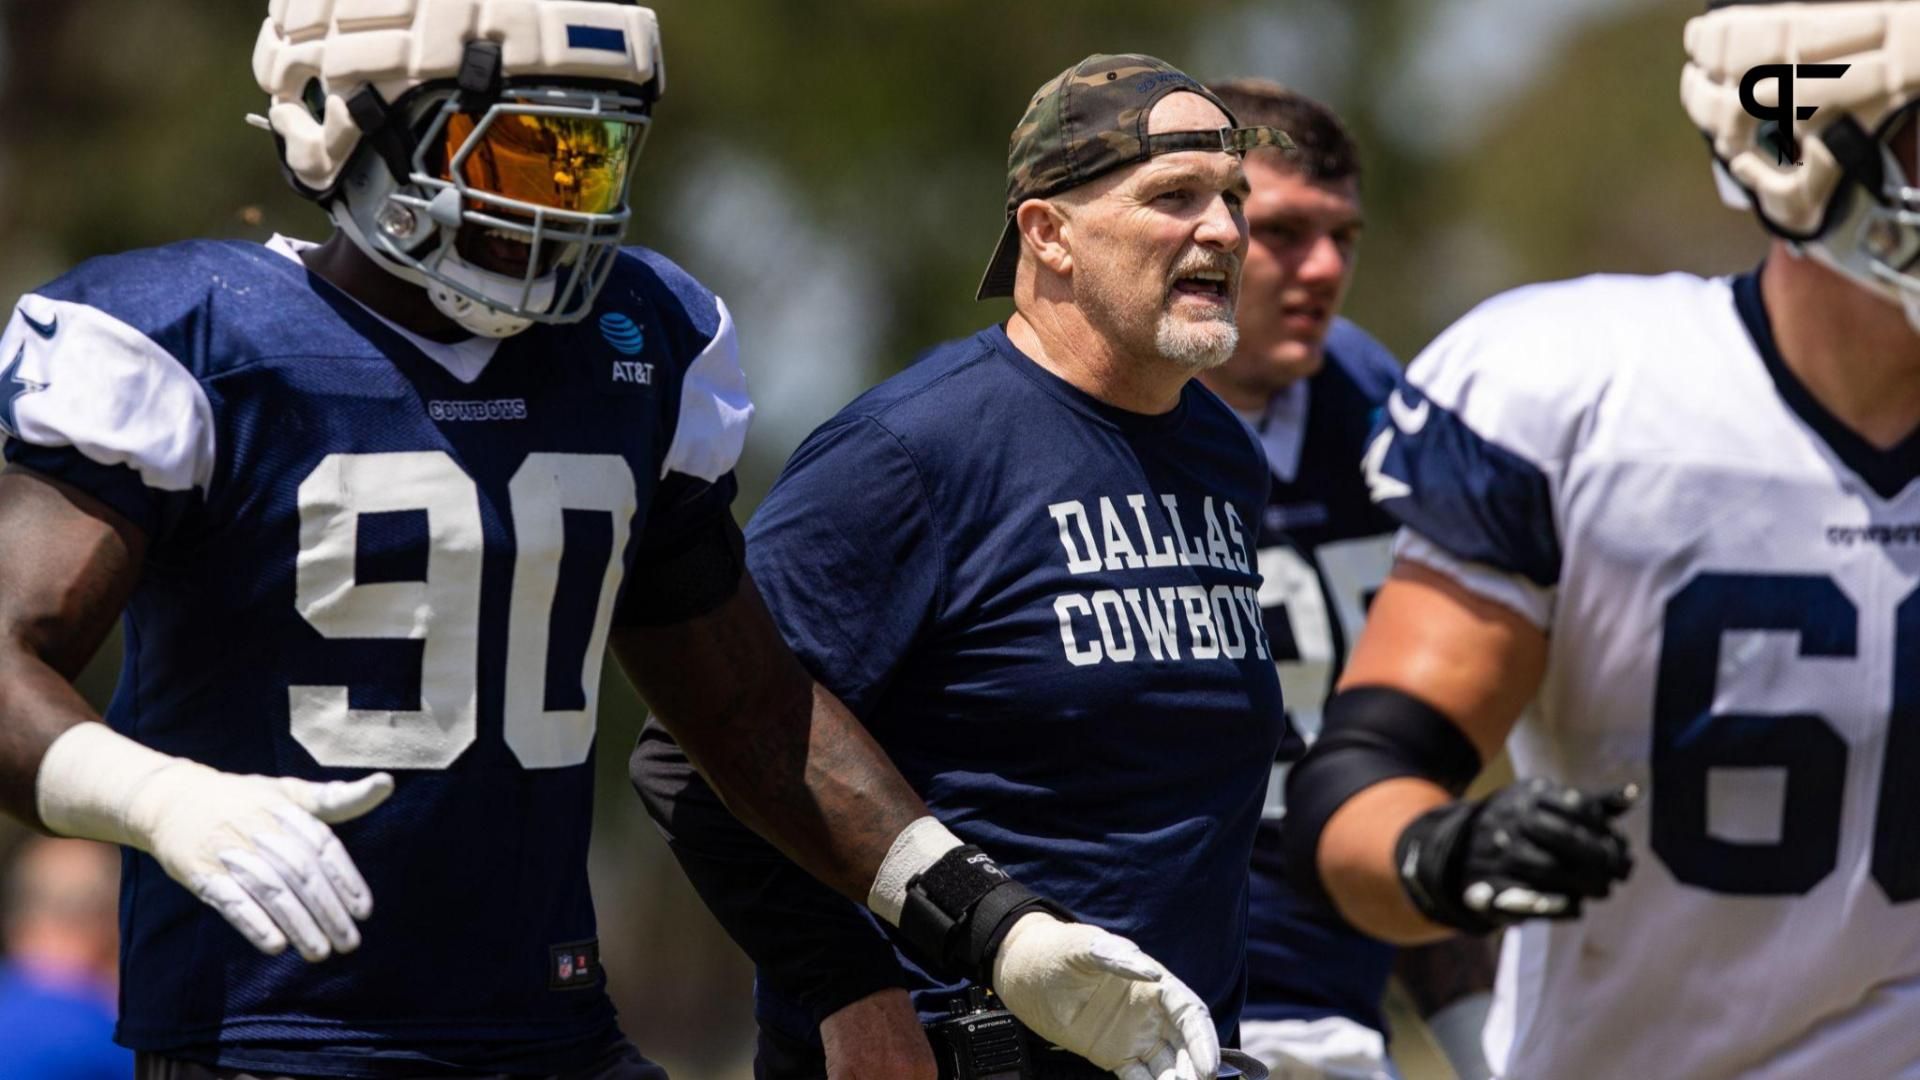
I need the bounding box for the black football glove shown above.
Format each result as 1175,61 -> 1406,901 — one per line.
1395,778 -> 1637,934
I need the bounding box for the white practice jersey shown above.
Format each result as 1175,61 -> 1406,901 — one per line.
1367,269 -> 1920,1079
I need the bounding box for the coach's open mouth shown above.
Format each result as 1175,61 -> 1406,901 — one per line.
1171,270 -> 1232,303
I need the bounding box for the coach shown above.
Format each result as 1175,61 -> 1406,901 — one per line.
635,54 -> 1293,1078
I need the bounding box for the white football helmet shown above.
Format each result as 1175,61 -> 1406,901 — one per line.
253,1 -> 663,337
1682,0 -> 1920,330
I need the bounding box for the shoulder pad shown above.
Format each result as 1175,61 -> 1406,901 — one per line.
33,240 -> 309,381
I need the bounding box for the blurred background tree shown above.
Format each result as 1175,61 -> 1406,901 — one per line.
0,1 -> 1761,1076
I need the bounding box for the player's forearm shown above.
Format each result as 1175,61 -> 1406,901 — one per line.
714,681 -> 924,900
614,581 -> 928,903
1319,778 -> 1457,945
677,681 -> 928,903
631,721 -> 914,1015
0,468 -> 146,827
0,645 -> 101,828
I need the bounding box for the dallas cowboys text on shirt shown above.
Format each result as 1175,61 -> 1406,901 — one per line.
1047,492 -> 1270,667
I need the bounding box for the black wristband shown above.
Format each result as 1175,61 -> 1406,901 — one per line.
968,879 -> 1071,984
897,846 -> 1075,983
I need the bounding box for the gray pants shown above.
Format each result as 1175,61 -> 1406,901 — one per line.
133,1042 -> 669,1080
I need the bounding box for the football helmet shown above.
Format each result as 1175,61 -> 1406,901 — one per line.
1682,1 -> 1920,330
253,1 -> 663,337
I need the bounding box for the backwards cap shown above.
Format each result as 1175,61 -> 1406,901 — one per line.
976,53 -> 1293,300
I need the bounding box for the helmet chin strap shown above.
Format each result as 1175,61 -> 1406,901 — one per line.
426,255 -> 557,339
327,194 -> 559,340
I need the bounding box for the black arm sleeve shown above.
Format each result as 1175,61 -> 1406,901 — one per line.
1279,685 -> 1484,912
614,474 -> 746,628
629,719 -> 912,1026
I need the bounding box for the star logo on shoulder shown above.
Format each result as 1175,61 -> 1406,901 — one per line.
0,344 -> 48,438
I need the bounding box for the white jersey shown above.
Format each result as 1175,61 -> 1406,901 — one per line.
1369,270 -> 1920,1079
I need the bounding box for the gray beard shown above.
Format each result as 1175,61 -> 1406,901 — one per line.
1155,311 -> 1239,373
1078,267 -> 1239,374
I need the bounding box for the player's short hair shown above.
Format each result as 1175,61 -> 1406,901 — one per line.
1207,78 -> 1360,187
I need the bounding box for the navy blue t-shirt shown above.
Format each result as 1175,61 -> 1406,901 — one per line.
0,237 -> 751,1075
1241,320 -> 1403,1031
739,324 -> 1288,1041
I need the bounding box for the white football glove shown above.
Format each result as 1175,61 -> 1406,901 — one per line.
992,912 -> 1221,1080
35,722 -> 393,962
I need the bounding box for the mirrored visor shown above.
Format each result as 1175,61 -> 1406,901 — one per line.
444,110 -> 640,215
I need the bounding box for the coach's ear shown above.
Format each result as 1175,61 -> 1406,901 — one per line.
1014,198 -> 1074,279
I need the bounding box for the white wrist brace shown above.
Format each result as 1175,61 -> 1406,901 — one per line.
35,722 -> 199,850
866,815 -> 964,926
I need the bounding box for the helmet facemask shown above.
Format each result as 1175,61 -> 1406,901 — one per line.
1804,103 -> 1920,332
335,75 -> 653,338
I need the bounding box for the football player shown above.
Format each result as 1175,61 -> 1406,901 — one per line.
1284,1 -> 1920,1076
1200,80 -> 1494,1080
0,5 -> 1216,1079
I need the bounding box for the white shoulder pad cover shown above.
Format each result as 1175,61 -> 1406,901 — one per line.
1370,276 -> 1641,592
661,295 -> 752,483
1404,277 -> 1623,473
0,295 -> 216,494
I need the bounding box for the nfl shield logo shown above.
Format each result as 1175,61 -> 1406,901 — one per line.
548,939 -> 597,989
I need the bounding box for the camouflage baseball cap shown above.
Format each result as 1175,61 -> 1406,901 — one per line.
976,53 -> 1295,300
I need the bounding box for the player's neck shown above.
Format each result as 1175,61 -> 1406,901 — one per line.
301,234 -> 474,344
1196,371 -> 1270,413
1765,251 -> 1920,450
1198,365 -> 1303,414
1005,306 -> 1190,416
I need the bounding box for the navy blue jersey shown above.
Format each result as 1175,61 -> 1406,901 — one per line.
0,237 -> 750,1076
1240,319 -> 1402,1031
744,324 -> 1287,1042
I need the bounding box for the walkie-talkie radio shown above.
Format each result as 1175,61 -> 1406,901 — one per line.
924,987 -> 1273,1080
925,987 -> 1031,1080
